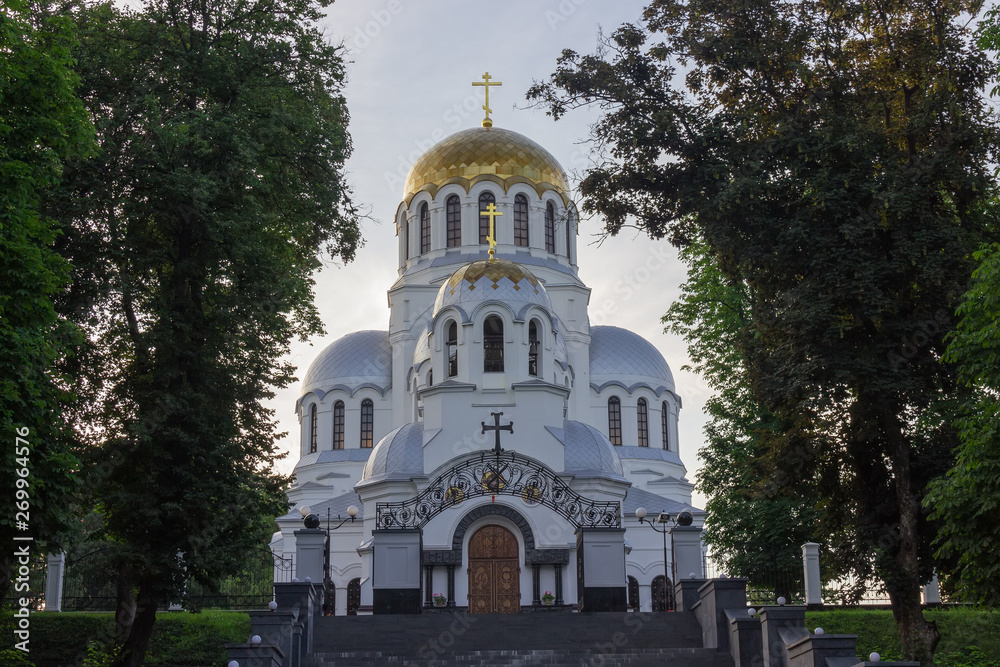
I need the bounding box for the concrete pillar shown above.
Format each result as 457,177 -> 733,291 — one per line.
371,529 -> 421,614
294,529 -> 326,584
335,586 -> 348,616
44,552 -> 65,612
671,525 -> 704,580
674,577 -> 706,612
225,643 -> 284,667
759,605 -> 805,667
801,542 -> 822,606
922,571 -> 941,605
694,578 -> 748,653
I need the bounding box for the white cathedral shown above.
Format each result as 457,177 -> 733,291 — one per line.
270,85 -> 705,616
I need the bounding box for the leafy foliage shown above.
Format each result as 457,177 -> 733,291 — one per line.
529,0 -> 998,660
665,238 -> 818,588
0,0 -> 94,600
47,1 -> 361,664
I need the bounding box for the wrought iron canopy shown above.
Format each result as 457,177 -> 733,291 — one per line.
374,451 -> 621,530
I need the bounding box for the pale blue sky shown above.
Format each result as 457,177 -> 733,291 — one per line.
270,1 -> 711,509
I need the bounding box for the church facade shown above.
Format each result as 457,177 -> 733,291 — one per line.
271,96 -> 704,615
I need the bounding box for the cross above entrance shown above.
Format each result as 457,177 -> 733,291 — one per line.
481,411 -> 513,456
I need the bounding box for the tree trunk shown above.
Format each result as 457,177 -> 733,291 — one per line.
884,410 -> 939,663
114,565 -> 136,642
116,576 -> 158,667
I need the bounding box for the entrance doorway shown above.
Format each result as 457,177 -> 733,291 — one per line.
467,524 -> 520,613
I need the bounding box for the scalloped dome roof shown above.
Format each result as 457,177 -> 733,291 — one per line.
433,259 -> 552,316
545,420 -> 625,479
301,330 -> 392,396
589,326 -> 675,392
361,422 -> 424,481
403,126 -> 570,199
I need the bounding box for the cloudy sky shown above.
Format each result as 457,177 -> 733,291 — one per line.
269,0 -> 712,509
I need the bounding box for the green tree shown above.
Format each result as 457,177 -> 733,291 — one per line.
50,2 -> 360,665
0,0 -> 94,603
529,0 -> 997,659
924,7 -> 1000,608
665,238 -> 820,598
926,242 -> 1000,603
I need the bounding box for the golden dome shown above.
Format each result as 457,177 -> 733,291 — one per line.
433,259 -> 552,316
403,127 -> 570,201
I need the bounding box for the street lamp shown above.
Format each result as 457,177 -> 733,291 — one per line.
635,508 -> 673,611
299,504 -> 359,614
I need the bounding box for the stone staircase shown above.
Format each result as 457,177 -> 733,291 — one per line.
303,611 -> 734,666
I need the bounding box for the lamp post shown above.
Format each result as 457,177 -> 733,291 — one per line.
635,508 -> 673,611
299,504 -> 358,614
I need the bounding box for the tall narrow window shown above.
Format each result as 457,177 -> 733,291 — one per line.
565,212 -> 573,262
332,400 -> 345,450
446,195 -> 462,247
637,398 -> 649,447
403,218 -> 409,261
483,316 -> 504,372
360,399 -> 374,448
608,396 -> 622,445
478,191 -> 496,245
528,320 -> 540,377
419,203 -> 430,254
447,321 -> 458,377
309,404 -> 318,453
544,202 -> 555,253
514,195 -> 529,247
661,401 -> 670,450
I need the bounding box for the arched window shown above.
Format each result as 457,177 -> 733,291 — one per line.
446,195 -> 461,247
332,400 -> 345,450
478,191 -> 496,245
528,320 -> 540,377
608,396 -> 622,445
309,404 -> 318,453
483,316 -> 504,372
402,218 -> 409,261
360,399 -> 374,448
662,401 -> 670,450
419,202 -> 430,254
565,212 -> 573,262
544,202 -> 555,253
637,398 -> 649,447
514,194 -> 529,247
447,321 -> 458,377
428,370 -> 433,387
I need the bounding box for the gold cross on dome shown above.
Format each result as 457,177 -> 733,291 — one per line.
472,72 -> 502,128
481,203 -> 502,259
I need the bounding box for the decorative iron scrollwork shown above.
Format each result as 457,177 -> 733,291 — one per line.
375,451 -> 621,529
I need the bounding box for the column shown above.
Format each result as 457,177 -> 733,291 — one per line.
45,552 -> 65,612
532,564 -> 541,606
424,565 -> 434,608
801,542 -> 822,606
371,529 -> 421,614
446,565 -> 456,608
554,563 -> 564,605
294,529 -> 326,583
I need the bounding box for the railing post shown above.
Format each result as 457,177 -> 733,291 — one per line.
801,543 -> 822,607
45,552 -> 65,612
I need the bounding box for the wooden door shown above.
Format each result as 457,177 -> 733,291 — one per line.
467,525 -> 520,613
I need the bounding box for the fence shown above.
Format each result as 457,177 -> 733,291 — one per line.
60,549 -> 294,612
2,557 -> 47,611
704,561 -> 806,606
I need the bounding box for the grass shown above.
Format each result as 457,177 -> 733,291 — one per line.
805,607 -> 1000,666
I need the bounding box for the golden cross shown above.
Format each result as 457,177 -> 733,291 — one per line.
481,203 -> 502,259
472,72 -> 503,128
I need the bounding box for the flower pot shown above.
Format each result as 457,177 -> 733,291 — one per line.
542,598 -> 554,606
433,599 -> 446,607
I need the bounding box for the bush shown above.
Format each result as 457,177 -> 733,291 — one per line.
4,610 -> 250,667
806,607 -> 1000,665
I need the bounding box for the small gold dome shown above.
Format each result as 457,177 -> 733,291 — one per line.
403,127 -> 570,201
433,259 -> 551,316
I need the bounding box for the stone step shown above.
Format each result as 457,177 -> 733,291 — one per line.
311,611 -> 704,654
303,647 -> 734,667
